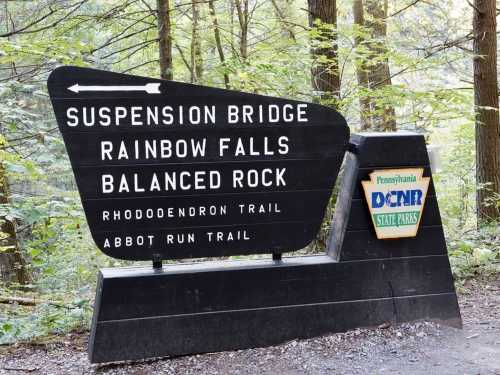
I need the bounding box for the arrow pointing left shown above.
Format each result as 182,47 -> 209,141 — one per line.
68,83 -> 161,94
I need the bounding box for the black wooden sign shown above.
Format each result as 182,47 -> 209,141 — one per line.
48,66 -> 349,260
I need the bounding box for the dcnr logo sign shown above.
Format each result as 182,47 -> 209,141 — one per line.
371,189 -> 423,208
362,169 -> 430,239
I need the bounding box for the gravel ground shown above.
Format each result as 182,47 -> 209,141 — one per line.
0,277 -> 498,375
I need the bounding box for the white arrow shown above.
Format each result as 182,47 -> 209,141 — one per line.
68,83 -> 161,94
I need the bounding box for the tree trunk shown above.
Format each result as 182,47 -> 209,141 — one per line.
229,1 -> 237,59
271,0 -> 296,42
473,0 -> 500,222
235,0 -> 249,61
0,164 -> 30,285
208,0 -> 230,89
353,0 -> 372,130
0,3 -> 29,285
190,0 -> 203,83
365,0 -> 396,131
308,0 -> 340,106
157,0 -> 173,80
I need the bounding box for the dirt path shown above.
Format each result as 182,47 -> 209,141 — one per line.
1,278 -> 499,375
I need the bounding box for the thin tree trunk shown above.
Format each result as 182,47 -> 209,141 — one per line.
0,164 -> 30,285
365,0 -> 396,131
175,43 -> 191,73
353,0 -> 372,130
229,0 -> 237,59
157,0 -> 173,80
308,0 -> 340,106
208,0 -> 230,89
235,0 -> 249,61
190,0 -> 203,83
473,0 -> 500,222
271,0 -> 296,42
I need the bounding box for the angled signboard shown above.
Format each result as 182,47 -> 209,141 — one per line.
48,66 -> 349,260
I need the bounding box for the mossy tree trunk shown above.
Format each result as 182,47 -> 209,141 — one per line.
473,0 -> 500,223
0,164 -> 30,285
353,0 -> 373,130
157,0 -> 173,80
365,0 -> 396,131
308,0 -> 340,106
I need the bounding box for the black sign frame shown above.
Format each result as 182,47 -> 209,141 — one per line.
48,66 -> 349,260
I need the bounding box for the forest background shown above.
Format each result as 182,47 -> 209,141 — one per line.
0,0 -> 498,344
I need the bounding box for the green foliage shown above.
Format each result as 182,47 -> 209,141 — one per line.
0,296 -> 92,344
432,121 -> 500,279
0,0 -> 497,345
448,224 -> 500,280
433,122 -> 476,230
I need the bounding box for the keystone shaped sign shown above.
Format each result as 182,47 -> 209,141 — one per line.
47,66 -> 349,260
362,168 -> 430,239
